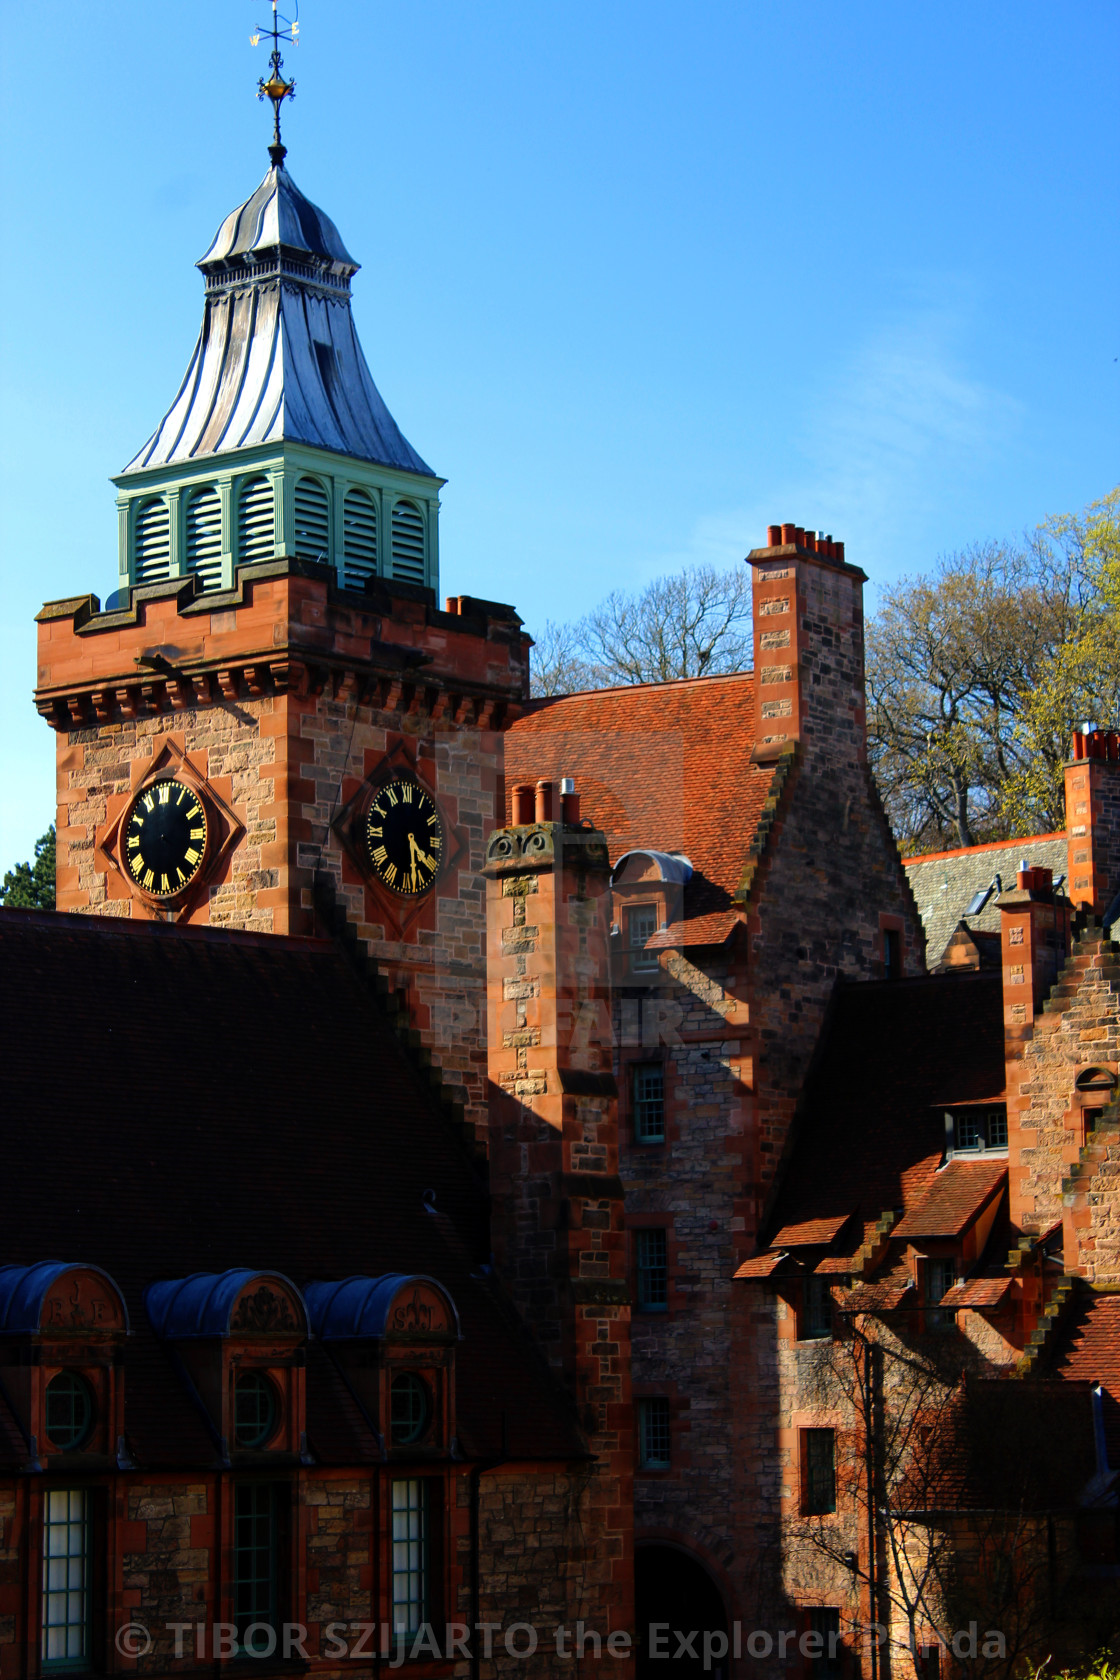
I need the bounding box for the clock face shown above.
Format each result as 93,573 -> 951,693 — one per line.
364,776 -> 444,896
125,778 -> 209,898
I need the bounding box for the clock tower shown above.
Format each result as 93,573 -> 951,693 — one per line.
34,127 -> 527,1141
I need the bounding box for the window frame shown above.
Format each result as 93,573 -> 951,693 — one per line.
627,904 -> 660,974
800,1276 -> 833,1342
801,1428 -> 837,1516
390,1477 -> 431,1642
41,1487 -> 92,1672
631,1061 -> 666,1145
232,1481 -> 286,1655
925,1256 -> 958,1330
634,1228 -> 669,1314
637,1398 -> 672,1470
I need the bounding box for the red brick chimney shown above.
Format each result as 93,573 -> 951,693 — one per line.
746,523 -> 868,765
482,785 -> 634,1649
999,863 -> 1072,1231
1065,728 -> 1120,919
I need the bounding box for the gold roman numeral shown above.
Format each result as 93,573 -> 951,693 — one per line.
386,786 -> 399,807
176,786 -> 187,805
160,873 -> 170,892
190,827 -> 205,840
402,782 -> 413,802
184,848 -> 200,865
142,869 -> 155,890
142,793 -> 154,812
371,845 -> 388,865
127,835 -> 140,849
158,784 -> 171,805
384,862 -> 398,886
130,853 -> 145,878
368,825 -> 383,838
186,805 -> 200,820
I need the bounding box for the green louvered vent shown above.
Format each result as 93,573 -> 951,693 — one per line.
185,487 -> 223,590
391,500 -> 425,583
237,476 -> 275,563
342,489 -> 378,590
134,498 -> 171,584
294,476 -> 330,562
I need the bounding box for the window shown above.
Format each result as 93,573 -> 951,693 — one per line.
802,1429 -> 836,1515
637,1398 -> 671,1469
391,1479 -> 429,1638
233,1483 -> 280,1652
134,497 -> 171,583
917,1647 -> 941,1680
632,1063 -> 666,1144
801,1277 -> 832,1341
185,486 -> 223,590
950,1105 -> 1007,1153
237,476 -> 275,563
635,1229 -> 668,1313
883,927 -> 901,980
41,1489 -> 89,1668
806,1607 -> 842,1674
342,488 -> 378,590
390,1374 -> 431,1445
234,1372 -> 279,1449
44,1373 -> 94,1451
294,476 -> 330,563
390,501 -> 426,584
627,906 -> 659,973
926,1258 -> 957,1330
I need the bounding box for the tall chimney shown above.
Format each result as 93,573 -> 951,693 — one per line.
1065,728 -> 1120,920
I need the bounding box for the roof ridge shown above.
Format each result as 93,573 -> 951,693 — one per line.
525,668 -> 755,705
0,906 -> 333,954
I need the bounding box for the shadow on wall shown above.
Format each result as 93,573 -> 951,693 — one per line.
635,1544 -> 729,1680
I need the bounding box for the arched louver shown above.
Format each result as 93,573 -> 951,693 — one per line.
237,476 -> 275,564
391,500 -> 426,584
134,498 -> 171,584
294,477 -> 330,563
185,487 -> 222,590
342,489 -> 378,590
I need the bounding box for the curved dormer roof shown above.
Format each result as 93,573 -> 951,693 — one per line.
145,1270 -> 307,1340
198,165 -> 358,278
612,849 -> 694,886
305,1274 -> 461,1341
0,1263 -> 130,1334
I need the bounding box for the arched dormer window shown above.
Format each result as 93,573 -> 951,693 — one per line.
342,488 -> 378,590
145,1269 -> 308,1460
237,476 -> 274,564
390,500 -> 426,584
185,486 -> 222,590
134,497 -> 171,584
294,476 -> 330,563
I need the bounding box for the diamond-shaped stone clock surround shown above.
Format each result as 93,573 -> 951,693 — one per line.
95,736 -> 244,922
331,738 -> 468,942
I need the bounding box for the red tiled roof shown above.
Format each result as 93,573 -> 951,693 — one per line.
0,909 -> 583,1469
1051,1290 -> 1120,1464
733,1251 -> 789,1280
506,673 -> 773,945
771,1214 -> 851,1248
893,1159 -> 1006,1240
941,1276 -> 1012,1309
763,971 -> 1006,1252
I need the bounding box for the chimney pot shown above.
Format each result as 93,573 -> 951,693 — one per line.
512,782 -> 535,825
794,526 -> 805,547
836,541 -> 845,561
535,779 -> 555,823
767,524 -> 782,546
781,523 -> 797,544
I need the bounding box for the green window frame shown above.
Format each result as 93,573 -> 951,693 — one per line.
632,1062 -> 666,1144
390,1374 -> 431,1446
637,1398 -> 671,1469
233,1483 -> 280,1652
44,1372 -> 94,1451
41,1488 -> 90,1669
803,1429 -> 836,1515
391,1478 -> 429,1639
635,1229 -> 669,1313
234,1372 -> 279,1449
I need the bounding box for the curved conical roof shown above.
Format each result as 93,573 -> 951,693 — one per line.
198,164 -> 358,277
121,166 -> 435,480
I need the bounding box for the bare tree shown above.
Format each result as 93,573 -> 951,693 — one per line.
528,563 -> 752,697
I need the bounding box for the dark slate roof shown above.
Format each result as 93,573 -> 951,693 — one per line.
904,834 -> 1068,970
0,910 -> 581,1470
761,970 -> 1007,1261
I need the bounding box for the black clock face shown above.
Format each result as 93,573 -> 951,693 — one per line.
125,778 -> 208,898
364,777 -> 444,896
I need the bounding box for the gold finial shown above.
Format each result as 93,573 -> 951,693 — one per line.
251,1 -> 300,168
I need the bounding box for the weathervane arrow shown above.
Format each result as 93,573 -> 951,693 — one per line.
251,0 -> 300,168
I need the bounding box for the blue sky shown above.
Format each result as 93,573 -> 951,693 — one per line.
1,0 -> 1117,873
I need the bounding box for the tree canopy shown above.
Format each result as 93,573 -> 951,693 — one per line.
0,827 -> 56,910
529,562 -> 753,696
867,488 -> 1120,852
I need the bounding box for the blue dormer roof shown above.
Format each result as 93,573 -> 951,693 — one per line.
0,1263 -> 130,1334
305,1275 -> 460,1341
145,1270 -> 307,1340
612,850 -> 694,886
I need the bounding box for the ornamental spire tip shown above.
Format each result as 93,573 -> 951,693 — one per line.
251,1 -> 299,166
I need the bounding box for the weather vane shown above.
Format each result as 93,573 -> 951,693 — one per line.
251,1 -> 300,168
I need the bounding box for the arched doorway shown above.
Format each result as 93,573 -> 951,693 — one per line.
635,1544 -> 729,1679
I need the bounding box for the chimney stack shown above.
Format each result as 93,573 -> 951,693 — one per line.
1065,728 -> 1120,920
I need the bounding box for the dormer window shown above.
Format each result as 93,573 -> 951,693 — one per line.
44,1373 -> 94,1452
390,1373 -> 431,1445
628,905 -> 659,973
946,1105 -> 1007,1155
234,1371 -> 280,1449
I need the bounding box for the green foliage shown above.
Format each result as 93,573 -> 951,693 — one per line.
0,827 -> 56,910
